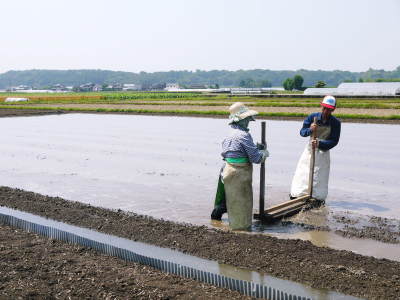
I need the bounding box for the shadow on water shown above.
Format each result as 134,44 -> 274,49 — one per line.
329,201 -> 389,212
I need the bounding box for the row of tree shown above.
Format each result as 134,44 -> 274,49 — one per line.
283,75 -> 304,91
1,67 -> 399,89
282,74 -> 329,90
238,78 -> 272,88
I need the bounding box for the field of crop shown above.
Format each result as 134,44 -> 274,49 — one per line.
0,92 -> 399,121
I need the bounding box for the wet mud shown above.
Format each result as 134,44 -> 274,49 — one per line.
0,108 -> 64,118
333,214 -> 400,244
286,208 -> 400,244
1,187 -> 399,299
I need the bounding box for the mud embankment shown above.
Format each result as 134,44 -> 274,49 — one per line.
0,107 -> 399,124
14,103 -> 400,117
0,187 -> 399,299
0,224 -> 247,299
0,108 -> 64,118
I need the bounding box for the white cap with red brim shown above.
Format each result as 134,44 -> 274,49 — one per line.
321,95 -> 336,109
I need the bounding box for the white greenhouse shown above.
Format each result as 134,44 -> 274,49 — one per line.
304,82 -> 400,96
5,97 -> 29,102
303,88 -> 341,96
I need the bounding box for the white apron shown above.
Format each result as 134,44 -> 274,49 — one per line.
290,126 -> 331,201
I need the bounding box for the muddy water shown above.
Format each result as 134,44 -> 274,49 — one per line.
1,114 -> 399,257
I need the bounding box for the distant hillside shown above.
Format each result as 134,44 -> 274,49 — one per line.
0,70 -> 136,89
0,67 -> 399,89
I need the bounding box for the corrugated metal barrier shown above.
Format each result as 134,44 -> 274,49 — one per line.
0,210 -> 312,299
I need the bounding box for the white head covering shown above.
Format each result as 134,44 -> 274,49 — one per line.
321,95 -> 336,109
228,102 -> 258,124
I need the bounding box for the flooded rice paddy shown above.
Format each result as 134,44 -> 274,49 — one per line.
1,114 -> 399,259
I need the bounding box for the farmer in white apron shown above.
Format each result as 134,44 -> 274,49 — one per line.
290,95 -> 341,202
211,102 -> 269,230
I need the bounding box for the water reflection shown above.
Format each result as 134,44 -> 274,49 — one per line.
275,230 -> 400,261
217,263 -> 361,300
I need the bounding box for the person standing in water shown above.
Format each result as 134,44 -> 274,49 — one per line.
211,102 -> 269,230
290,95 -> 341,202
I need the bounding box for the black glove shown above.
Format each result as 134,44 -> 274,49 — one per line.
256,143 -> 266,150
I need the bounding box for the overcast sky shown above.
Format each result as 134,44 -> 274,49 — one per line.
1,0 -> 399,74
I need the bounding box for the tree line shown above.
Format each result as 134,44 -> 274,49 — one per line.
0,67 -> 399,89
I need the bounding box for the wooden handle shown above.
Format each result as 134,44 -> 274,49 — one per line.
308,117 -> 317,197
312,116 -> 317,140
259,121 -> 266,216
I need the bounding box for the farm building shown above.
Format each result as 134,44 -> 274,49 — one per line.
165,83 -> 180,91
5,97 -> 29,102
304,82 -> 400,96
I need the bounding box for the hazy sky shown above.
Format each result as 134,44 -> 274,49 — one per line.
1,0 -> 399,73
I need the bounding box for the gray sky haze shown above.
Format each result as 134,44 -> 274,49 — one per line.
1,0 -> 399,73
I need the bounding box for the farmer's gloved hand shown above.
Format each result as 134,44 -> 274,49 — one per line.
310,123 -> 318,132
260,149 -> 270,163
257,143 -> 266,150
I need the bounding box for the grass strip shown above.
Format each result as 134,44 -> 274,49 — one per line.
260,112 -> 400,120
3,100 -> 399,109
2,93 -> 400,105
253,102 -> 400,109
0,96 -> 229,104
2,92 -> 400,103
1,105 -> 399,120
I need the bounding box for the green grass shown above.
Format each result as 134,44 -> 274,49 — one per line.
2,91 -> 400,103
1,92 -> 399,120
1,105 -> 398,120
0,91 -> 206,97
335,113 -> 400,120
101,92 -> 207,100
3,98 -> 399,109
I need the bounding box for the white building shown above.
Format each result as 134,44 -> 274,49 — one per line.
304,82 -> 400,96
5,97 -> 29,102
123,84 -> 139,91
165,83 -> 180,91
15,85 -> 30,91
